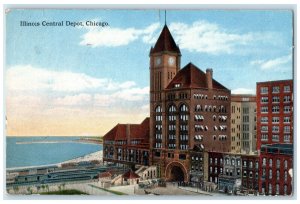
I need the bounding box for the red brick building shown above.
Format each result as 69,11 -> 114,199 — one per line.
103,118 -> 150,167
256,80 -> 293,151
207,152 -> 224,185
241,154 -> 259,193
149,25 -> 231,182
259,144 -> 293,195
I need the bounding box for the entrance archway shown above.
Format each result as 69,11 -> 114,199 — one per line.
165,161 -> 188,182
170,166 -> 184,181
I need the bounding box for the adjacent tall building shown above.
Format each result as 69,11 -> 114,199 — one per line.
256,80 -> 293,151
231,95 -> 257,154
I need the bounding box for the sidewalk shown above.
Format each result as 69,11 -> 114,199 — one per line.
177,186 -> 213,196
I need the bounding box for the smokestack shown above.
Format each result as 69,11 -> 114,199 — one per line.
126,124 -> 131,144
206,68 -> 213,90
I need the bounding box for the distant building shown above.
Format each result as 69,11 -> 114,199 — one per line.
256,80 -> 293,151
259,144 -> 293,195
231,95 -> 257,154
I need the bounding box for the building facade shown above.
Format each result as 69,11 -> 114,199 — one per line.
103,118 -> 150,167
149,25 -> 231,182
259,144 -> 293,195
241,154 -> 259,193
256,80 -> 293,151
207,151 -> 223,186
231,95 -> 257,154
218,153 -> 242,193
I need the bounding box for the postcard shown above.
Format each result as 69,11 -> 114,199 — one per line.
5,8 -> 294,197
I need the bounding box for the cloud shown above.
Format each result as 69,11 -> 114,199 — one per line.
169,20 -> 279,55
250,54 -> 292,70
80,23 -> 160,47
94,86 -> 149,107
6,65 -> 137,92
169,21 -> 250,54
53,94 -> 92,106
232,88 -> 255,95
6,65 -> 150,136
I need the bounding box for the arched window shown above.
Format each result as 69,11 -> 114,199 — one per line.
155,105 -> 162,113
180,104 -> 189,112
168,105 -> 177,113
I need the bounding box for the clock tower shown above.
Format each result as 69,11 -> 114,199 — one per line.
149,25 -> 181,101
149,24 -> 181,168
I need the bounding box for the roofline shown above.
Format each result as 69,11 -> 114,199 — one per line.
256,79 -> 293,84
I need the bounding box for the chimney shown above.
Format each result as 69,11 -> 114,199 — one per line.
126,124 -> 131,144
206,68 -> 213,90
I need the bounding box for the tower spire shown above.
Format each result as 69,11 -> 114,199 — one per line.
164,10 -> 167,25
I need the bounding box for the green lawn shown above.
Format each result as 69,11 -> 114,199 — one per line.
41,189 -> 88,195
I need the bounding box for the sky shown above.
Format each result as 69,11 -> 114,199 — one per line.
5,9 -> 293,136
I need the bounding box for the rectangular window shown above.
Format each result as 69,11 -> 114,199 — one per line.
243,116 -> 249,123
272,96 -> 280,103
272,126 -> 279,133
284,106 -> 291,113
272,117 -> 280,123
284,117 -> 290,123
284,126 -> 290,133
261,97 -> 269,103
276,159 -> 280,168
179,154 -> 186,160
261,134 -> 268,141
284,96 -> 291,103
243,107 -> 249,114
272,106 -> 280,113
261,126 -> 268,132
284,135 -> 291,143
261,117 -> 268,123
273,86 -> 280,93
269,169 -> 272,179
261,87 -> 268,94
284,85 -> 290,93
272,135 -> 279,142
261,106 -> 268,113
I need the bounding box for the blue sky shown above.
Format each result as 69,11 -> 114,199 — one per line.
5,9 -> 293,136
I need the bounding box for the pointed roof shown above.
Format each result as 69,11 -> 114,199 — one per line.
150,25 -> 181,54
166,63 -> 229,90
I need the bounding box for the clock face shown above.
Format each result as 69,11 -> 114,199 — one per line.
168,57 -> 175,66
155,57 -> 161,66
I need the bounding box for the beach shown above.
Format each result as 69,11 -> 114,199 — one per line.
58,150 -> 103,166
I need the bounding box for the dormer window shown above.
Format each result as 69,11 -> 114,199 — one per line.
174,84 -> 181,88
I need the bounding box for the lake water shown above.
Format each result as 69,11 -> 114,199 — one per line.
6,136 -> 103,168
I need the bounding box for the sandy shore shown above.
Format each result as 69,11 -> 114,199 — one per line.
58,150 -> 103,166
7,150 -> 103,171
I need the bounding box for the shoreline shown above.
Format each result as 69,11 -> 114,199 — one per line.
7,150 -> 103,171
16,139 -> 102,145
